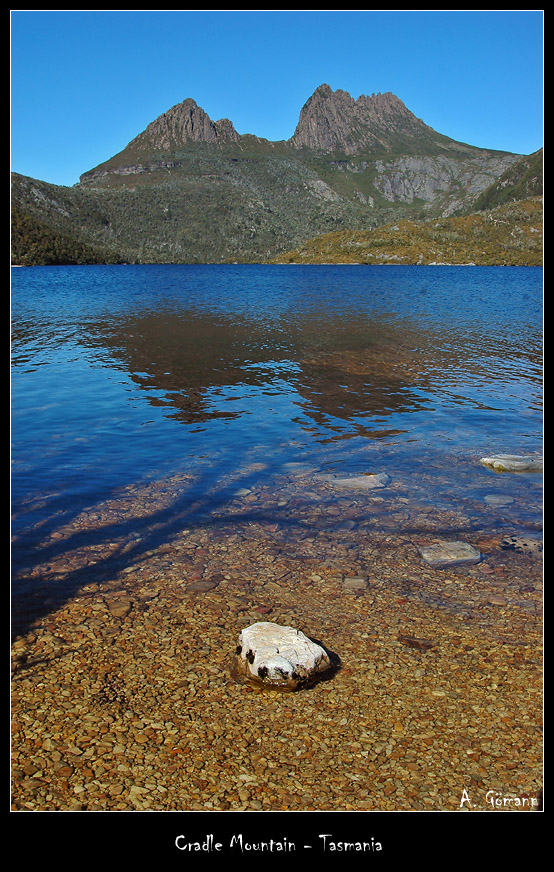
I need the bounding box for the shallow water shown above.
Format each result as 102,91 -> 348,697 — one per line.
11,264 -> 543,585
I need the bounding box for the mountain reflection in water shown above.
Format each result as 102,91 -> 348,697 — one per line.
11,264 -> 542,575
78,307 -> 439,431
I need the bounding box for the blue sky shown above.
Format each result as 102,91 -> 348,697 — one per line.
11,9 -> 543,188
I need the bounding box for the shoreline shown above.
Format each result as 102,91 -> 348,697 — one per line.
11,261 -> 542,268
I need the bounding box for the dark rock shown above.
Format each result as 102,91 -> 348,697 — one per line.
398,635 -> 436,651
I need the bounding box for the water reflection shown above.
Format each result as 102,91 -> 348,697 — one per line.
76,309 -> 436,430
11,265 -> 543,633
11,267 -> 542,522
73,301 -> 541,446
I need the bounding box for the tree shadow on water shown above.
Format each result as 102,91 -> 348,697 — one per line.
12,438 -> 534,643
11,450 -> 295,641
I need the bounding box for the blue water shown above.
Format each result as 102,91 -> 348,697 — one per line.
11,264 -> 543,578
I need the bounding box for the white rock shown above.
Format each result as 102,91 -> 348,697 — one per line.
234,622 -> 332,690
480,454 -> 542,473
418,541 -> 482,568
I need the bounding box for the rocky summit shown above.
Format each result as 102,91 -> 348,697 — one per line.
120,98 -> 241,157
11,84 -> 542,266
289,84 -> 446,154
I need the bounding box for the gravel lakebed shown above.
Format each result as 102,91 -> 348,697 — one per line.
11,464 -> 543,813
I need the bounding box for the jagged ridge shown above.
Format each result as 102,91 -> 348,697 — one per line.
128,98 -> 241,151
289,83 -> 444,153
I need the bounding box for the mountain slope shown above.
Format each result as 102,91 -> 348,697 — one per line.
12,84 -> 537,265
11,200 -> 125,266
471,148 -> 543,212
272,197 -> 543,266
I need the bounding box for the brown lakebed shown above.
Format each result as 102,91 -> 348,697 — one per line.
11,467 -> 542,812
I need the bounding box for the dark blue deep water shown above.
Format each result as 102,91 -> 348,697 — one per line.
11,264 -> 543,582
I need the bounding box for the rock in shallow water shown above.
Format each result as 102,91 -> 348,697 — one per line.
418,541 -> 482,568
480,454 -> 542,473
342,575 -> 369,594
321,472 -> 391,490
500,535 -> 543,556
484,494 -> 514,506
233,622 -> 333,691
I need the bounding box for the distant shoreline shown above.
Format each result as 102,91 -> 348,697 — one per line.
11,261 -> 542,268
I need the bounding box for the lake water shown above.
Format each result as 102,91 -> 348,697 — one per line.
11,264 -> 543,588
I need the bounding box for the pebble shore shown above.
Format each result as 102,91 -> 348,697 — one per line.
11,465 -> 543,812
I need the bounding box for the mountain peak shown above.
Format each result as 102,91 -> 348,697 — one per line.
127,97 -> 240,152
289,84 -> 434,153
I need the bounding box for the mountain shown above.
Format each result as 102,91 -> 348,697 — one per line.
12,85 -> 540,265
128,97 -> 241,151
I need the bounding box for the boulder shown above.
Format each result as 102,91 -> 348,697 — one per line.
233,622 -> 332,690
480,454 -> 542,473
418,541 -> 482,568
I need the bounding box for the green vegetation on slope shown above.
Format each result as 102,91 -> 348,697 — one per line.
11,136 -> 542,267
272,197 -> 543,266
11,204 -> 125,266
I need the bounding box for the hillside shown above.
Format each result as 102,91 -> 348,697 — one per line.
12,84 -> 540,266
10,201 -> 126,266
471,148 -> 543,212
272,197 -> 543,266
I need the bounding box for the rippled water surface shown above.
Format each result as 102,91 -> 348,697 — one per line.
11,264 -> 543,582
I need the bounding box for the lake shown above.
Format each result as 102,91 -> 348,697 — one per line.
10,263 -> 544,814
11,264 -> 543,591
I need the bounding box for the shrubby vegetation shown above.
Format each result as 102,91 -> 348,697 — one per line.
272,197 -> 543,266
11,204 -> 125,266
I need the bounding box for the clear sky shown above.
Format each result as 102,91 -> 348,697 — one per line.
11,9 -> 543,188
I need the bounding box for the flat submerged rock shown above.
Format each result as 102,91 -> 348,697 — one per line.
320,472 -> 391,490
480,454 -> 543,473
418,541 -> 482,568
484,494 -> 514,506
